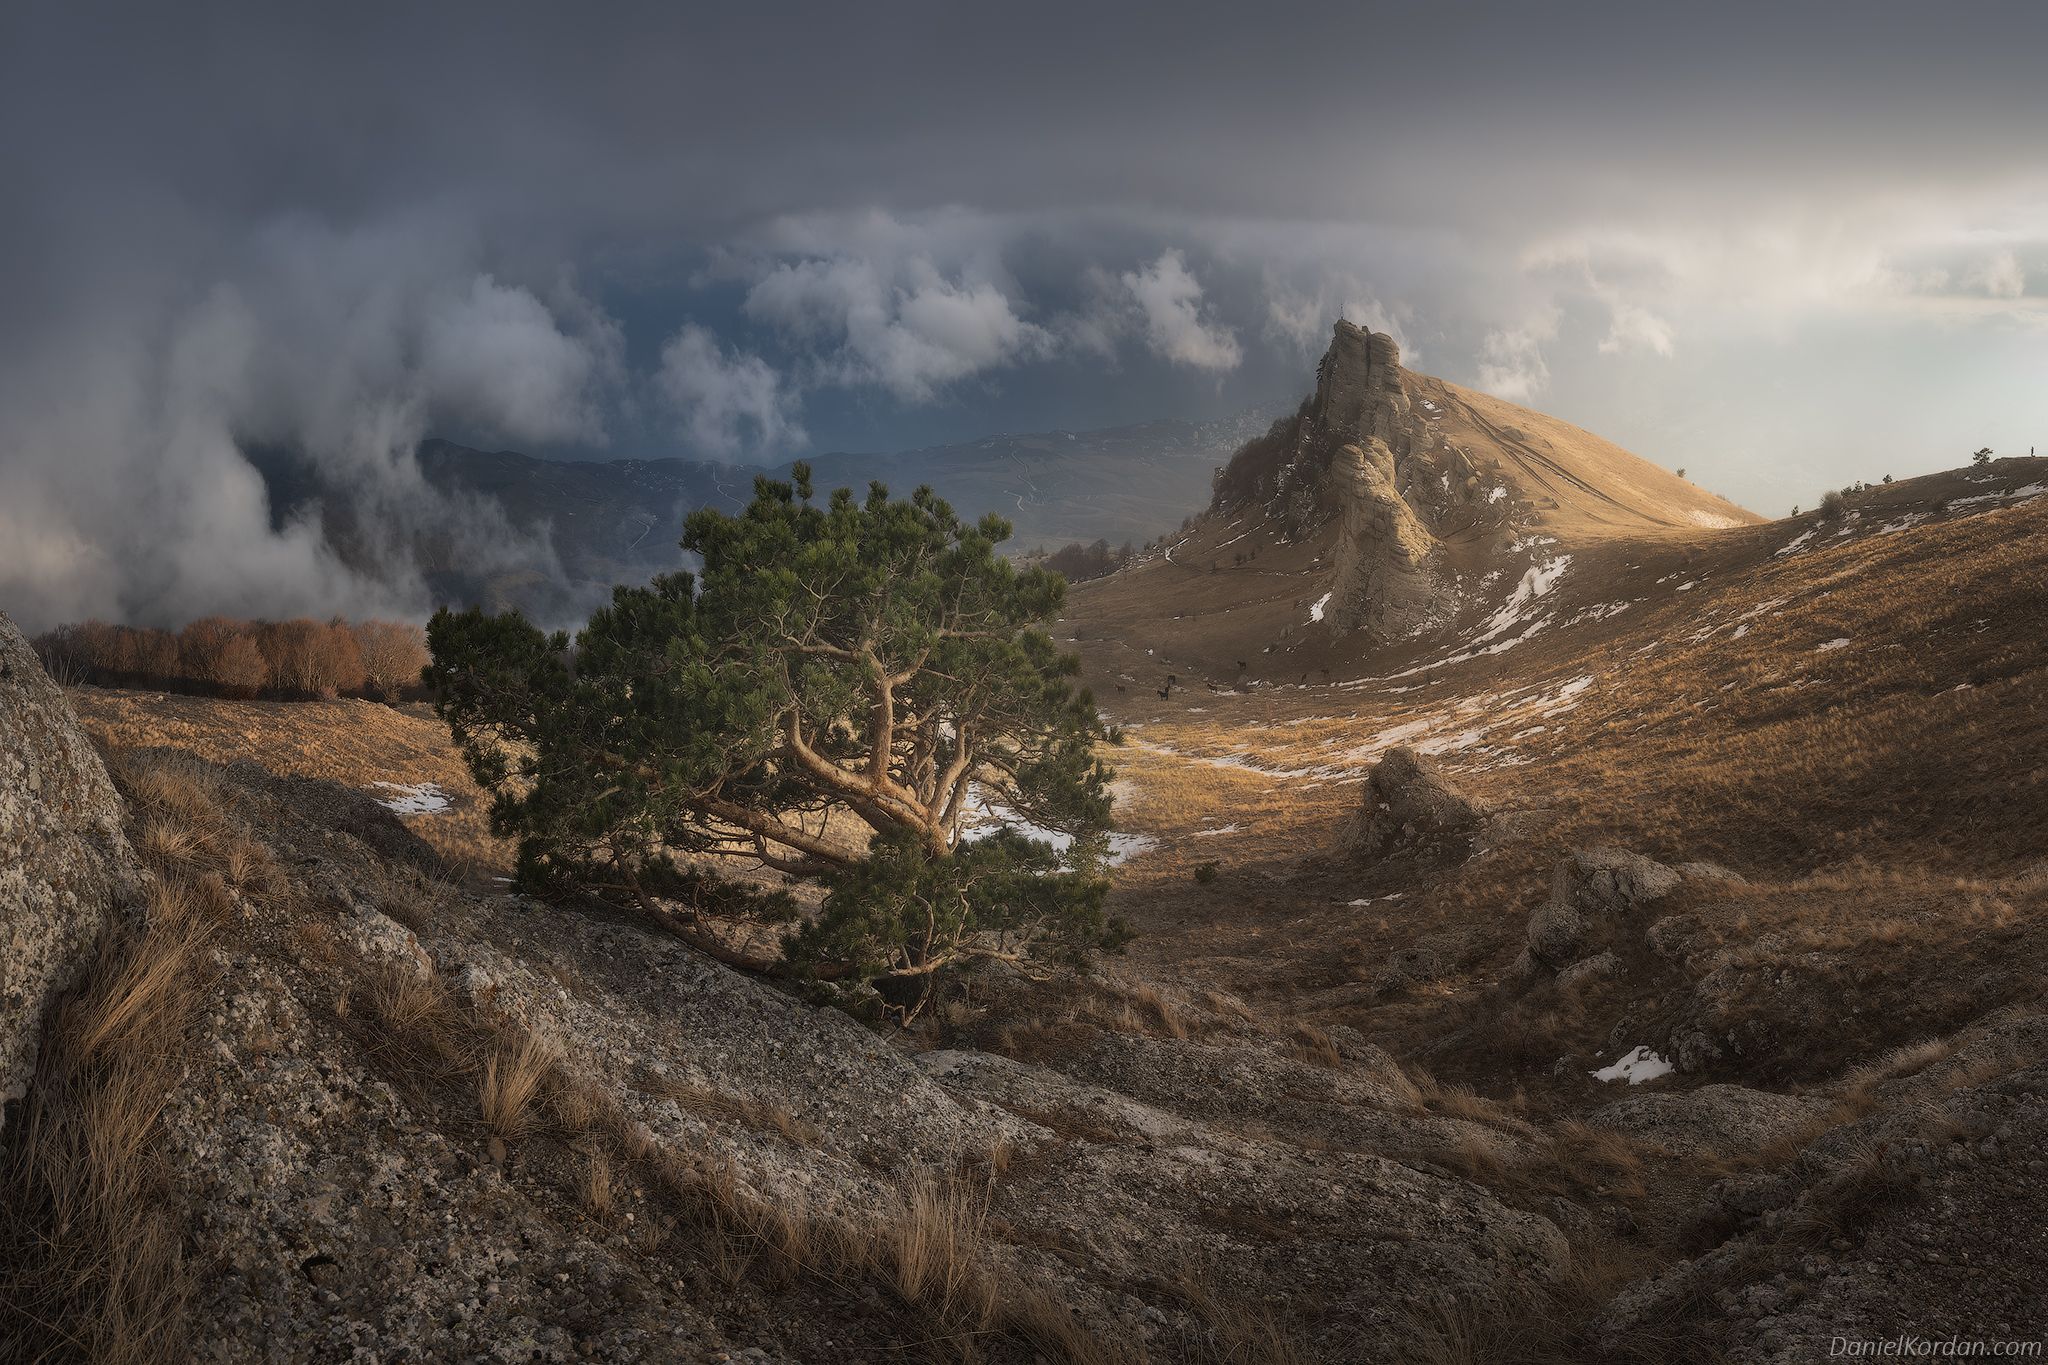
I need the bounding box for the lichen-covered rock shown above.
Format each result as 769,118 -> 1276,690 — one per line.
1589,1084 -> 1830,1157
1346,745 -> 1489,861
922,1035 -> 1567,1359
1556,949 -> 1623,991
1553,848 -> 1681,916
1595,1049 -> 2048,1362
1523,848 -> 1680,972
0,611 -> 141,1121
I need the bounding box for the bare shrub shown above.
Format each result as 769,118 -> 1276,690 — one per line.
353,620 -> 429,700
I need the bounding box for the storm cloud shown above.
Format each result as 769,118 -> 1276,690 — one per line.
4,0 -> 2047,629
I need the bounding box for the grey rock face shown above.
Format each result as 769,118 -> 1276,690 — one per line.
1524,848 -> 1680,972
1326,440 -> 1444,640
1347,745 -> 1489,861
0,612 -> 141,1122
1312,319 -> 1412,449
1553,848 -> 1682,917
1589,1084 -> 1830,1158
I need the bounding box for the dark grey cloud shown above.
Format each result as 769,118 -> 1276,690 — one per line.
4,0 -> 2048,629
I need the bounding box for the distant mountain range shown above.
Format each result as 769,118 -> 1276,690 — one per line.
252,405 -> 1288,620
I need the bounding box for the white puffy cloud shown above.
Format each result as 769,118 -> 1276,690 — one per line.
1597,299 -> 1676,357
656,323 -> 804,458
739,215 -> 1055,402
1119,250 -> 1242,371
1476,314 -> 1559,402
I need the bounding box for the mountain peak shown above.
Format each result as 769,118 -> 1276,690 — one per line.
1312,319 -> 1410,447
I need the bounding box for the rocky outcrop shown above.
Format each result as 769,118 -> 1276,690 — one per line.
1589,1084 -> 1832,1158
1325,440 -> 1444,638
48,740 -> 1577,1362
1594,1015 -> 2048,1361
1345,745 -> 1489,860
0,612 -> 141,1122
1312,319 -> 1412,451
1521,848 -> 1684,975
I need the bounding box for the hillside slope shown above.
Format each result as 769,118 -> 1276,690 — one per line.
1056,457 -> 2048,1360
20,458 -> 2047,1362
1078,321 -> 1760,676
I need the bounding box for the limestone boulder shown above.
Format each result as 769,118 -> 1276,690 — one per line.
0,612 -> 142,1121
1523,848 -> 1680,972
1346,745 -> 1490,860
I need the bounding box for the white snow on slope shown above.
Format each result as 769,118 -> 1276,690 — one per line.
371,782 -> 451,815
1950,483 -> 2046,510
1309,591 -> 1332,624
1774,527 -> 1818,558
962,793 -> 1157,866
1592,1046 -> 1675,1085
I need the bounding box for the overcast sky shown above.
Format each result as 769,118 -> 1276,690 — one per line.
5,0 -> 2047,629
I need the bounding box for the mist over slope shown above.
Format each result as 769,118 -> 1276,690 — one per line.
243,406 -> 1283,627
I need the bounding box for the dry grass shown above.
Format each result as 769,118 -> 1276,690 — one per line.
1402,1228 -> 1707,1365
0,752 -> 251,1364
1284,1023 -> 1342,1069
850,1180 -> 997,1326
359,962 -> 468,1081
479,1030 -> 559,1142
578,1148 -> 616,1224
72,689 -> 512,880
650,1079 -> 823,1146
1166,1276 -> 1311,1365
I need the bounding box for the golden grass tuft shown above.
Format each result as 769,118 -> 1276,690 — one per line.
479,1030 -> 559,1143
0,750 -> 250,1364
852,1180 -> 998,1326
1284,1023 -> 1343,1069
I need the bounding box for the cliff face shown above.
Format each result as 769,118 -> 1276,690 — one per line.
1304,324 -> 1454,639
1326,440 -> 1444,639
1312,319 -> 1412,453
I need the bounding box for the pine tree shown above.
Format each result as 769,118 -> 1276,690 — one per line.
427,465 -> 1125,1020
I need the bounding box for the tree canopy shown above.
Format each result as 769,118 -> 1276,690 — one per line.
425,465 -> 1125,1018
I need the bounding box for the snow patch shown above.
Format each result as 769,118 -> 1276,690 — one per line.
1471,555 -> 1572,647
1815,637 -> 1851,652
1774,528 -> 1818,558
1592,1047 -> 1675,1085
1950,483 -> 2046,510
371,782 -> 451,816
1309,591 -> 1332,624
